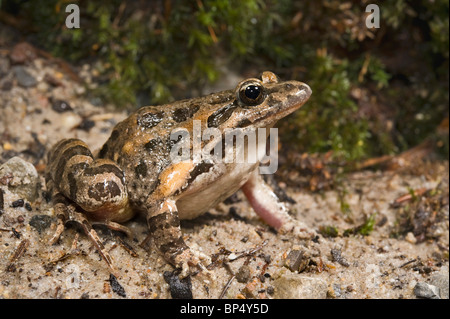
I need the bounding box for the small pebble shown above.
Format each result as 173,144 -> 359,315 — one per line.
0,157 -> 40,202
414,282 -> 441,299
284,249 -> 309,272
9,42 -> 36,64
236,265 -> 251,283
405,232 -> 417,244
13,66 -> 37,88
241,236 -> 249,243
242,278 -> 259,298
163,270 -> 193,299
109,274 -> 126,298
77,119 -> 95,131
51,98 -> 73,113
2,142 -> 13,151
11,199 -> 24,208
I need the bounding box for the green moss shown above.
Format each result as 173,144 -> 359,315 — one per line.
318,225 -> 339,238
344,213 -> 377,236
319,213 -> 377,238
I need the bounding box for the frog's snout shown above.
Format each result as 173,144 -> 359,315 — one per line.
297,83 -> 312,100
287,82 -> 312,108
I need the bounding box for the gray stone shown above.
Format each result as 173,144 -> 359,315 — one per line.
285,249 -> 309,272
0,157 -> 40,202
13,66 -> 37,88
430,274 -> 449,299
414,282 -> 441,299
272,270 -> 328,299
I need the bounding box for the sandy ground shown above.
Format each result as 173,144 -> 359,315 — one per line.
0,43 -> 448,300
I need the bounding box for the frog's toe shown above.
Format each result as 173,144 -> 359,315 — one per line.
47,200 -> 118,275
176,251 -> 199,278
175,248 -> 211,278
48,214 -> 65,245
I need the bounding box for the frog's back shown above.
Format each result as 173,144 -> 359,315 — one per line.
97,107 -> 168,207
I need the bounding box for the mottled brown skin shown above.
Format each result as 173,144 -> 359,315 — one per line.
45,71 -> 312,276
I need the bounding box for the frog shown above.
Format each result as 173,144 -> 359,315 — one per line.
45,71 -> 313,277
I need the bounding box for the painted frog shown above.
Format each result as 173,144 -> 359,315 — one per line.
45,71 -> 312,276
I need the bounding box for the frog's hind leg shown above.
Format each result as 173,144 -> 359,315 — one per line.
46,138 -> 134,275
241,169 -> 315,239
46,139 -> 134,228
91,220 -> 133,238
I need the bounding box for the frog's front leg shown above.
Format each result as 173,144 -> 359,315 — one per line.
241,169 -> 315,239
144,162 -> 212,277
146,198 -> 209,277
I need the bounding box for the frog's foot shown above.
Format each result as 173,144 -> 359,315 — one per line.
175,248 -> 212,279
49,197 -> 118,276
242,170 -> 316,240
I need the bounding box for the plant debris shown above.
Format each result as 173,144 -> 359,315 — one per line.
391,181 -> 449,242
0,189 -> 4,216
6,239 -> 30,271
278,151 -> 336,192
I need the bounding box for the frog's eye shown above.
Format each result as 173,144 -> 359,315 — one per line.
238,82 -> 265,106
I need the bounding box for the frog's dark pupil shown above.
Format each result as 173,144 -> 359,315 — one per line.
245,85 -> 261,100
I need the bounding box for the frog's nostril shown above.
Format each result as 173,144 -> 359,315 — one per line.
300,83 -> 312,97
302,83 -> 312,93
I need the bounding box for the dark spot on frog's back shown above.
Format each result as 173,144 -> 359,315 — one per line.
84,163 -> 125,182
173,105 -> 200,123
145,138 -> 163,152
88,181 -> 122,201
137,110 -> 164,129
135,160 -> 147,178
